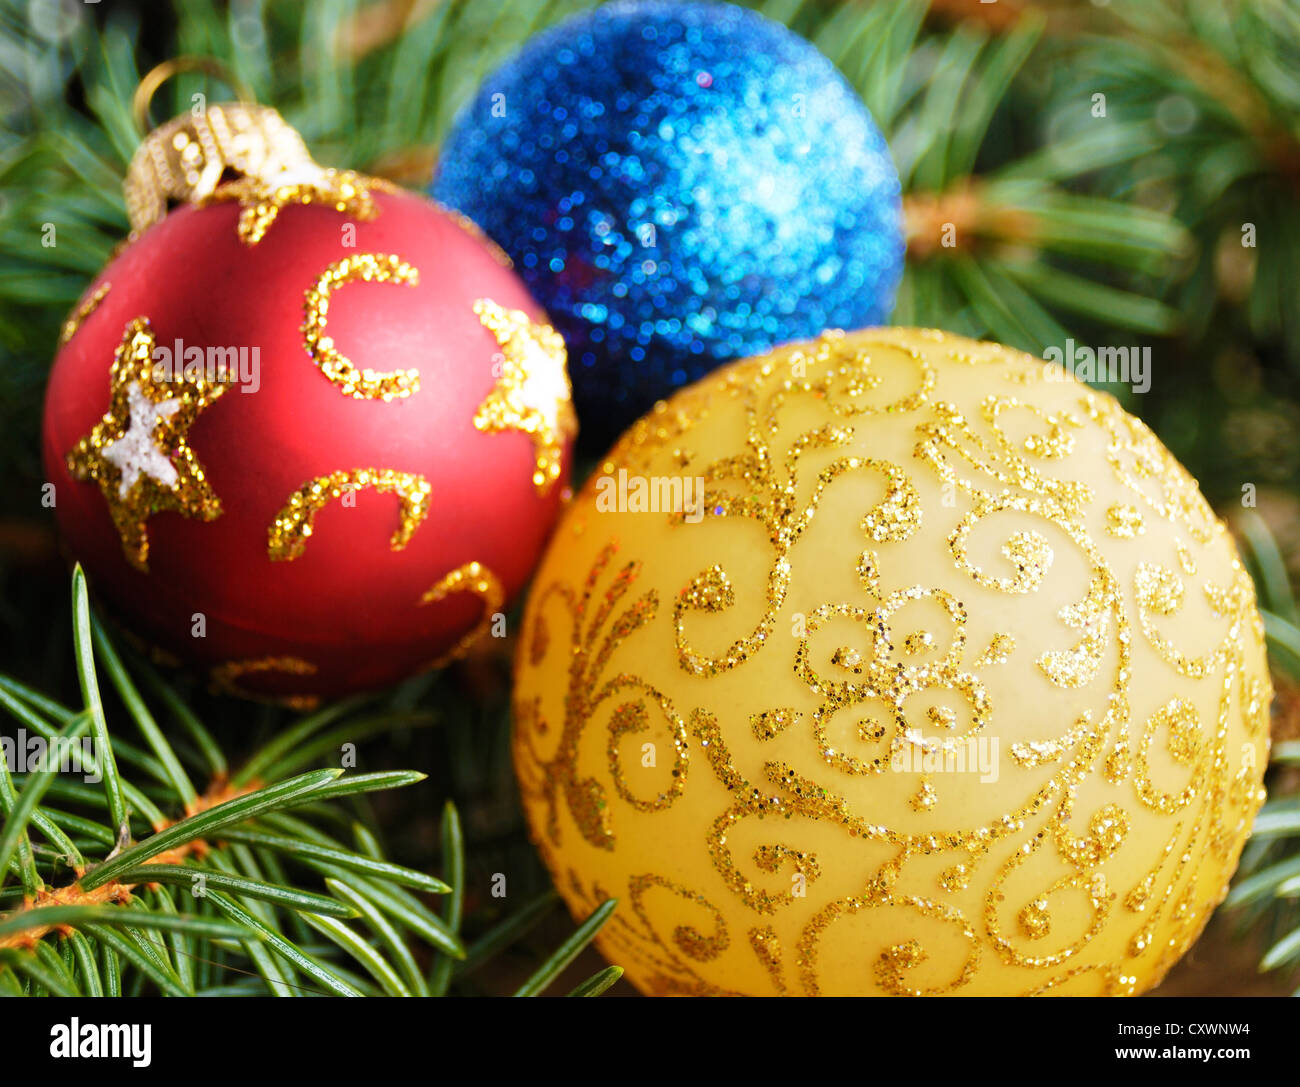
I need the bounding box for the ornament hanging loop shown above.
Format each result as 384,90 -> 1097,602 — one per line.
131,56 -> 256,136
124,57 -> 324,238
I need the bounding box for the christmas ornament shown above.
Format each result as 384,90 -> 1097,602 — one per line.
43,63 -> 575,704
432,0 -> 904,441
512,327 -> 1271,996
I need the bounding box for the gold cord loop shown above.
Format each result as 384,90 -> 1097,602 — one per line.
131,56 -> 255,135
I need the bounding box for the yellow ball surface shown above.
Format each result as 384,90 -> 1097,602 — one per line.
512,327 -> 1271,996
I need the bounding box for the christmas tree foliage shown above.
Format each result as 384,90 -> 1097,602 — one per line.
1,0 -> 1299,996
0,567 -> 620,996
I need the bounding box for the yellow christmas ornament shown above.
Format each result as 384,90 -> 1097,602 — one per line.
512,327 -> 1271,997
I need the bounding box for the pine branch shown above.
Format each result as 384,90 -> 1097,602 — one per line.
0,566 -> 618,996
1037,0 -> 1300,361
1227,514 -> 1300,992
784,0 -> 1189,355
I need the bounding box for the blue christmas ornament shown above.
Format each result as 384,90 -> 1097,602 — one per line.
433,0 -> 904,440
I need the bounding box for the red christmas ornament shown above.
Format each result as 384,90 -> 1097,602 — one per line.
42,87 -> 576,704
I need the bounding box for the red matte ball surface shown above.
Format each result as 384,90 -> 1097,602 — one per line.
42,186 -> 574,703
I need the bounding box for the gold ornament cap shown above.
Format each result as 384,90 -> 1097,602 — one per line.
124,58 -> 328,237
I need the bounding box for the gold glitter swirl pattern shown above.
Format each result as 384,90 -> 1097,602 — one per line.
515,544 -> 682,850
473,299 -> 576,494
302,253 -> 421,400
66,317 -> 228,571
629,874 -> 730,962
748,926 -> 787,994
512,328 -> 1271,997
420,561 -> 506,668
266,468 -> 431,562
1107,503 -> 1145,538
58,282 -> 111,346
670,452 -> 922,678
205,170 -> 393,246
209,656 -> 319,711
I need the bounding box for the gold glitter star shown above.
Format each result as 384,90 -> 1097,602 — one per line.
66,317 -> 228,571
472,299 -> 576,494
204,167 -> 392,246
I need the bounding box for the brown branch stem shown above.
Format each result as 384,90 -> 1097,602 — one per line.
0,776 -> 259,951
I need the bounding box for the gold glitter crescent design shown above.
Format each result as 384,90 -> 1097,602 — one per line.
512,327 -> 1271,997
267,468 -> 432,562
59,282 -> 111,346
204,170 -> 394,246
66,317 -> 228,571
209,656 -> 320,711
420,561 -> 505,667
302,254 -> 421,400
473,299 -> 576,494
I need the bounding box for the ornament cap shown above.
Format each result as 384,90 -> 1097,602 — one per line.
124,99 -> 323,237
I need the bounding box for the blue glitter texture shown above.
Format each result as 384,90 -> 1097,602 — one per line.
433,0 -> 904,439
